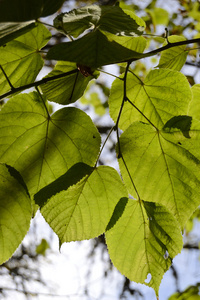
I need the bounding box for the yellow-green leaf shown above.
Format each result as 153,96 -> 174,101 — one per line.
106,199 -> 183,296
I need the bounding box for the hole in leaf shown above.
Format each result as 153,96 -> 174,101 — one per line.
145,273 -> 152,284
164,250 -> 169,260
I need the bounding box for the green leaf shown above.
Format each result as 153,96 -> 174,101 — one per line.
0,22 -> 36,46
0,0 -> 65,22
41,62 -> 94,105
104,32 -> 147,52
54,5 -> 145,38
40,166 -> 128,243
0,92 -> 101,196
106,199 -> 183,296
118,121 -> 200,227
169,283 -> 200,300
157,36 -> 188,71
0,163 -> 32,264
0,23 -> 51,95
109,69 -> 192,130
47,30 -> 143,69
36,238 -> 50,256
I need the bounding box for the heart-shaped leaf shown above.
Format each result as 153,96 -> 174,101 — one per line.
0,92 -> 101,196
106,199 -> 183,296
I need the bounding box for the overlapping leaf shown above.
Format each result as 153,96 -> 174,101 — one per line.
0,92 -> 101,196
0,23 -> 51,95
104,32 -> 147,53
41,62 -> 95,105
117,121 -> 200,227
0,163 -> 32,264
40,166 -> 128,243
157,36 -> 188,71
109,68 -> 191,130
54,5 -> 145,38
0,0 -> 65,22
106,199 -> 183,296
0,22 -> 36,46
169,283 -> 200,300
47,30 -> 144,69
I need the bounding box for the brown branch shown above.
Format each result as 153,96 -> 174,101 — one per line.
1,37 -> 200,101
0,69 -> 78,101
127,37 -> 200,63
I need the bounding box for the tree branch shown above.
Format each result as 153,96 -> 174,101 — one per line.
127,37 -> 200,63
1,37 -> 200,101
0,69 -> 78,101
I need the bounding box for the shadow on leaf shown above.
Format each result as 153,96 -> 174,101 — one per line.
106,197 -> 128,231
34,162 -> 93,207
163,115 -> 192,138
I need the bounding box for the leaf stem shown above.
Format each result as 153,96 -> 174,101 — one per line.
35,86 -> 50,118
97,68 -> 123,80
95,125 -> 115,168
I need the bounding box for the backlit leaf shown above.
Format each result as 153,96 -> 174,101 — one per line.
0,23 -> 51,95
109,68 -> 191,130
0,163 -> 31,264
118,121 -> 200,227
0,92 -> 101,196
157,36 -> 188,71
106,199 -> 183,296
104,32 -> 147,52
47,30 -> 143,68
54,5 -> 145,38
169,283 -> 200,300
40,166 -> 128,243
